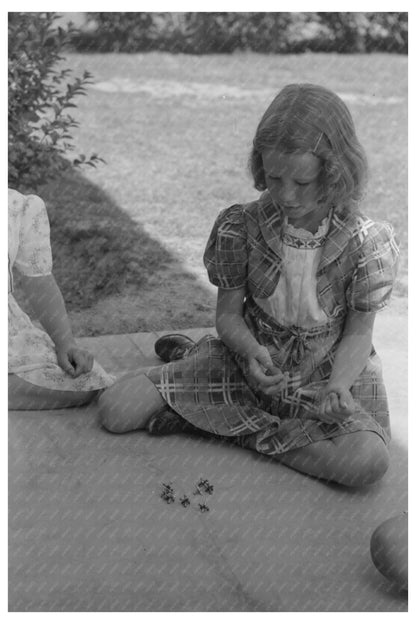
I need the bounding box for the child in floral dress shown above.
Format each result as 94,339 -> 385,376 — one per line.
99,84 -> 399,488
8,189 -> 114,409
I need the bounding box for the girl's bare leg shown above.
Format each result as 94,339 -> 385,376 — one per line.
8,374 -> 98,410
98,372 -> 166,433
98,371 -> 389,486
247,430 -> 389,487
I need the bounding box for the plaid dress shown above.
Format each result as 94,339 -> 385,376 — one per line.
146,193 -> 399,455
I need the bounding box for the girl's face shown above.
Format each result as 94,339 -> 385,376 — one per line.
262,150 -> 329,232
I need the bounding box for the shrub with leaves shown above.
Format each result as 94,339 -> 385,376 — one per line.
74,11 -> 408,54
73,12 -> 156,53
8,12 -> 103,191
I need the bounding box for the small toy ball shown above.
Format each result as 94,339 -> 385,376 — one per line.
370,512 -> 408,591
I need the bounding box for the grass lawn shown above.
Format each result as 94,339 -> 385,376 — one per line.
32,51 -> 407,336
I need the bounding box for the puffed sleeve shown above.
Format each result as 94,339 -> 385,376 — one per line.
14,194 -> 53,276
347,220 -> 399,312
203,204 -> 248,289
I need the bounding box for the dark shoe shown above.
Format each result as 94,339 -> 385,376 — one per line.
147,408 -> 202,436
154,333 -> 196,362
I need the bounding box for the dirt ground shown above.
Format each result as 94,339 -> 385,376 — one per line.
67,268 -> 218,336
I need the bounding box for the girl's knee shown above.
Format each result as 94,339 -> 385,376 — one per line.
97,390 -> 129,433
338,432 -> 389,487
97,376 -> 160,433
277,431 -> 389,487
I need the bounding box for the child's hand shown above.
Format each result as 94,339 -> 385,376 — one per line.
57,346 -> 94,378
247,346 -> 287,395
317,384 -> 356,424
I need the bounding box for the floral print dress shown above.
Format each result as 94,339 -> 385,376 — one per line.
8,189 -> 114,391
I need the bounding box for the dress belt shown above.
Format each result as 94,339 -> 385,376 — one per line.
247,299 -> 345,366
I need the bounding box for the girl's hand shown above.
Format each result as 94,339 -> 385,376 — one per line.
317,384 -> 356,424
57,346 -> 94,378
247,346 -> 287,395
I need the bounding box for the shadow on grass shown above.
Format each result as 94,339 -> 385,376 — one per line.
14,166 -> 217,335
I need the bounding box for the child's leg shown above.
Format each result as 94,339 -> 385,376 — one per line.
277,431 -> 389,487
244,430 -> 389,487
8,374 -> 98,410
98,372 -> 166,433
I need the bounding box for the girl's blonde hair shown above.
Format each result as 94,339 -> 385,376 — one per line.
249,83 -> 368,209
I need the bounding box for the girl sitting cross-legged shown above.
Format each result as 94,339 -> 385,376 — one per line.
98,83 -> 399,488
